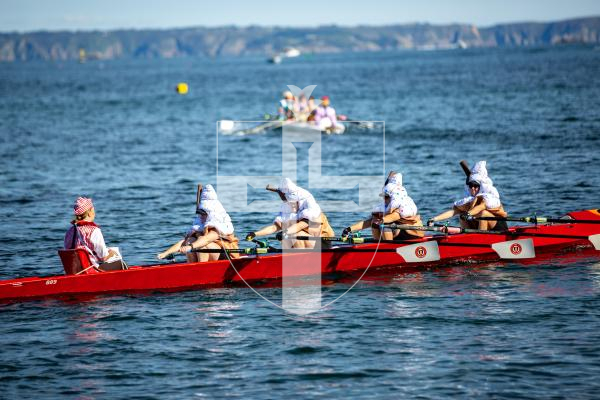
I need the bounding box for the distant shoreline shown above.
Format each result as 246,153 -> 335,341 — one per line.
1,16 -> 599,62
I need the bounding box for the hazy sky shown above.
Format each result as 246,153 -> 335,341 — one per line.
2,0 -> 599,32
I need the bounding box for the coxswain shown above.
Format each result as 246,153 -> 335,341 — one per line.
246,178 -> 335,249
157,185 -> 240,262
342,172 -> 424,240
429,161 -> 508,231
310,95 -> 341,131
64,197 -> 126,272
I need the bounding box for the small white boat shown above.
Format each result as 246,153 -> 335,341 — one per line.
283,47 -> 301,58
268,55 -> 282,64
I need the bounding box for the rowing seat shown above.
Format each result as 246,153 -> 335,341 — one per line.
58,248 -> 96,275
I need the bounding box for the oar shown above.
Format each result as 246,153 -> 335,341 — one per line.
459,159 -> 471,184
268,234 -> 441,263
266,235 -> 366,244
384,170 -> 397,185
178,246 -> 424,255
387,223 -> 600,252
164,247 -> 271,257
195,184 -> 203,214
266,184 -> 288,202
472,215 -> 600,225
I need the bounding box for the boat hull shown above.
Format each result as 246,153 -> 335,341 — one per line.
1,210 -> 599,302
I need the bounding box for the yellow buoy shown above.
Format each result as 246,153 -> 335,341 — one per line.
176,82 -> 189,95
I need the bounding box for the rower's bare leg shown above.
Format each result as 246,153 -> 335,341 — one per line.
371,227 -> 381,240
304,223 -> 322,249
197,242 -> 221,262
186,252 -> 199,263
382,229 -> 394,240
157,239 -> 184,260
478,210 -> 496,231
292,240 -> 307,249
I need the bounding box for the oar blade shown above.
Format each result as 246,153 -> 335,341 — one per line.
396,241 -> 441,263
491,238 -> 535,259
589,234 -> 600,250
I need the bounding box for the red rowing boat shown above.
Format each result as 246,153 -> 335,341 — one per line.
1,209 -> 599,303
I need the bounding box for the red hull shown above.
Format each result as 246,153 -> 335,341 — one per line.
1,210 -> 599,302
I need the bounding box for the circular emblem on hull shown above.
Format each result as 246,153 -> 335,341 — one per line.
510,243 -> 522,255
415,246 -> 427,258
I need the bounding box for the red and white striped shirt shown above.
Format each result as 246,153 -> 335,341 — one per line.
64,222 -> 110,266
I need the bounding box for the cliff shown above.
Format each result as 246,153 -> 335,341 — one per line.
1,16 -> 599,62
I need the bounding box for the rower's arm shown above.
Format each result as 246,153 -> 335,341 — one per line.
254,224 -> 279,237
349,218 -> 373,232
103,248 -> 118,262
430,209 -> 458,223
468,201 -> 487,216
285,220 -> 309,235
157,239 -> 185,260
190,230 -> 220,250
381,211 -> 401,224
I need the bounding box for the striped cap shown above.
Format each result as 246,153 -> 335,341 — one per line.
74,197 -> 94,215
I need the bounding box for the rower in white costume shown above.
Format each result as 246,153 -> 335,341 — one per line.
157,185 -> 240,262
429,161 -> 508,231
246,178 -> 335,249
343,172 -> 424,240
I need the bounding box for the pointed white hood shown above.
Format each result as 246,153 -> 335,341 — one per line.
454,161 -> 502,208
190,184 -> 234,236
373,172 -> 418,217
274,178 -> 322,223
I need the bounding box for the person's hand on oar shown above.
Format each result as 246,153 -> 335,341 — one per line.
275,231 -> 288,241
245,232 -> 256,241
341,227 -> 352,239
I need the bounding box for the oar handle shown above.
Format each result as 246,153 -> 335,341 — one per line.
265,184 -> 279,192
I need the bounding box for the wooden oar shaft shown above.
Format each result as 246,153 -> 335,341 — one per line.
386,224 -> 447,233
196,183 -> 203,212
280,235 -> 346,241
189,247 -> 403,254
266,235 -> 365,243
459,160 -> 471,177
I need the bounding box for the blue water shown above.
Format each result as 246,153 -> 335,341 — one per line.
1,46 -> 600,398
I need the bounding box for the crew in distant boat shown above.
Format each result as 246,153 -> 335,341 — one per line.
342,172 -> 424,240
278,91 -> 297,121
308,96 -> 317,113
64,197 -> 126,272
310,95 -> 341,131
295,94 -> 310,121
157,185 -> 240,262
246,178 -> 335,249
429,161 -> 508,231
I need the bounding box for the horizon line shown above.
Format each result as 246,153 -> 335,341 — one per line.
1,14 -> 598,35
